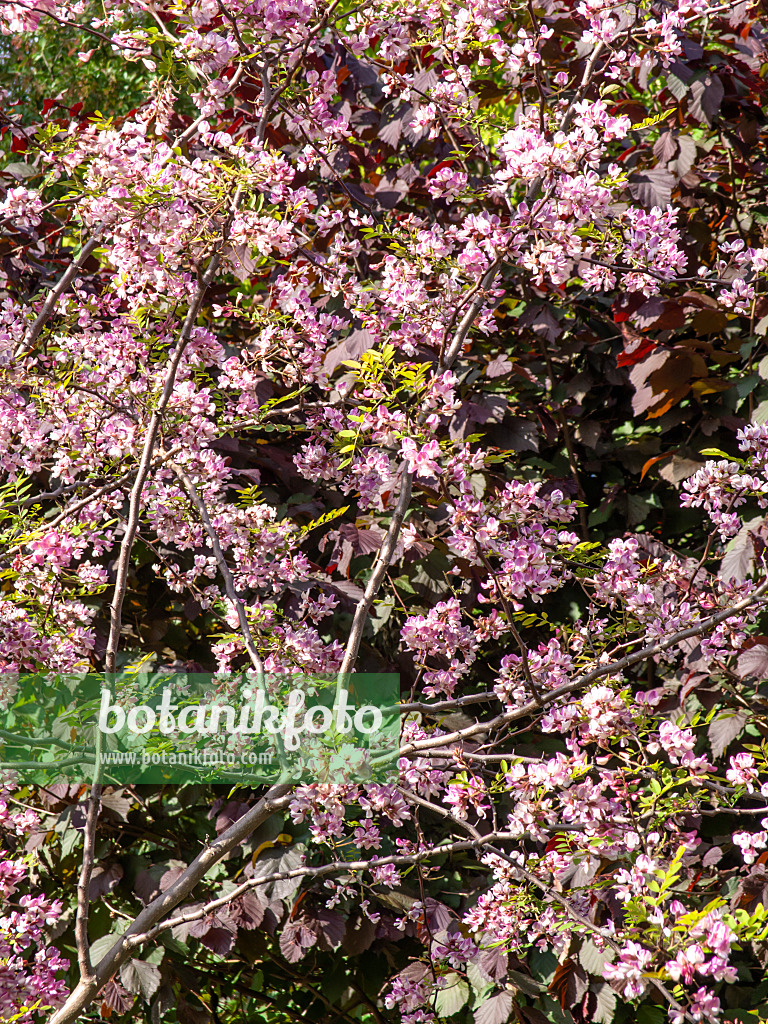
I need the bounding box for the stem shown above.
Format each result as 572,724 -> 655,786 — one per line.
48,785 -> 293,1024
338,470 -> 413,676
171,463 -> 264,680
16,232 -> 103,359
105,187 -> 241,675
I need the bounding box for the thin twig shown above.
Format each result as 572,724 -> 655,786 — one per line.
105,188 -> 242,675
338,471 -> 413,676
478,550 -> 542,704
171,463 -> 264,679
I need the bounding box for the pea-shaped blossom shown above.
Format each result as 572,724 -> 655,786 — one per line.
399,438 -> 443,479
681,459 -> 768,539
726,752 -> 759,792
602,941 -> 654,998
733,830 -> 768,865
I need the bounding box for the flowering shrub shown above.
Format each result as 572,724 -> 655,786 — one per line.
4,1 -> 768,1024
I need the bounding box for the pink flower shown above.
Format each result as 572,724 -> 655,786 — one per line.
726,752 -> 758,792
399,438 -> 443,478
603,941 -> 653,998
665,944 -> 706,984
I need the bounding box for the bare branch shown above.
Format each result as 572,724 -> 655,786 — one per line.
48,784 -> 293,1024
125,831 -> 523,949
338,470 -> 413,676
398,579 -> 768,757
74,782 -> 101,979
440,261 -> 501,371
15,232 -> 103,359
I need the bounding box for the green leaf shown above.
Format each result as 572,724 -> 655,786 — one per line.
637,1006 -> 666,1024
737,373 -> 760,402
393,576 -> 416,594
593,983 -> 617,1024
434,974 -> 469,1017
698,448 -> 734,460
298,505 -> 350,535
529,948 -> 558,984
507,969 -> 543,996
90,926 -> 127,966
466,960 -> 494,999
579,939 -> 615,976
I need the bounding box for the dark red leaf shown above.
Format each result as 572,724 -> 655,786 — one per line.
101,980 -> 134,1015
549,960 -> 588,1010
628,166 -> 676,208
88,863 -> 123,901
229,891 -> 267,930
689,74 -> 725,126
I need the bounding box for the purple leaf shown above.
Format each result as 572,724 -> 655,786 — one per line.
653,131 -> 678,164
159,861 -> 187,893
324,328 -> 376,375
475,991 -> 514,1024
518,304 -> 561,341
312,908 -> 346,950
374,174 -> 409,210
737,642 -> 768,680
134,867 -> 163,905
425,898 -> 454,933
200,926 -> 236,955
338,523 -> 386,555
708,712 -> 747,758
476,946 -> 508,981
343,53 -> 378,86
101,789 -> 133,820
102,979 -> 135,1015
120,959 -> 161,1002
628,167 -> 676,209
279,920 -> 317,962
486,355 -> 514,378
628,350 -> 671,416
214,800 -> 251,835
88,863 -> 123,902
688,74 -> 724,126
172,903 -> 205,942
378,102 -> 411,147
673,136 -> 697,178
342,913 -> 376,953
719,517 -> 762,582
229,891 -> 267,930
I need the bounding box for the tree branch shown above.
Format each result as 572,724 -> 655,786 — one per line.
397,579 -> 768,757
48,785 -> 293,1024
74,780 -> 101,979
338,470 -> 413,676
15,232 -> 103,359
